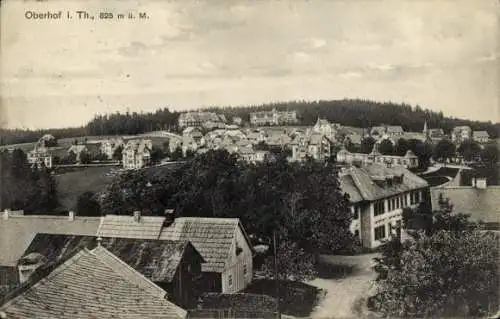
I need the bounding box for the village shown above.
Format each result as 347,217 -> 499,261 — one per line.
0,107 -> 498,318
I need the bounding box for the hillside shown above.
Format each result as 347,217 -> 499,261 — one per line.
2,100 -> 499,146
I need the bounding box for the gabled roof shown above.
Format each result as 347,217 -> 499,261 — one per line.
0,246 -> 187,319
159,218 -> 252,273
21,234 -> 204,283
339,163 -> 428,202
97,215 -> 166,240
0,215 -> 101,266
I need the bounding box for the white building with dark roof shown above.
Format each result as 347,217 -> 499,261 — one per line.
472,131 -> 490,144
339,163 -> 429,248
122,139 -> 152,169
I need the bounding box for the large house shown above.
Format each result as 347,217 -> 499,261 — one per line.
27,146 -> 53,169
336,145 -> 419,169
122,139 -> 152,169
370,125 -> 404,139
100,138 -> 125,159
97,214 -> 254,294
19,234 -> 205,308
250,108 -> 298,126
178,112 -> 226,129
339,163 -> 429,248
472,131 -> 490,144
312,117 -> 339,140
290,132 -> 333,161
0,246 -> 187,319
451,126 -> 472,144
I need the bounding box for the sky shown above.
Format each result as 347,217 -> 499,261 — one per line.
1,0 -> 499,129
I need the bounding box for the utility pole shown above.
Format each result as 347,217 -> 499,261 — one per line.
274,229 -> 281,319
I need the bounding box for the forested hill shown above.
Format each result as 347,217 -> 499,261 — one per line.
1,99 -> 499,145
205,99 -> 499,136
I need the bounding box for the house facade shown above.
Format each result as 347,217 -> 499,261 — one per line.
451,126 -> 472,144
339,163 -> 429,248
160,218 -> 254,294
291,133 -> 332,161
336,147 -> 419,169
27,147 -> 53,169
122,139 -> 152,169
100,138 -> 124,159
250,108 -> 298,126
312,117 -> 339,140
370,125 -> 404,139
472,131 -> 490,144
178,112 -> 226,128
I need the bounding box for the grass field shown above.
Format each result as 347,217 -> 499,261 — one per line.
55,166 -> 118,211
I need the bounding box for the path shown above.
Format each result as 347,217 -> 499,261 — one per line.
307,253 -> 379,319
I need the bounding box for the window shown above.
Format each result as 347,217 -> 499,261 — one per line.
374,200 -> 385,216
374,225 -> 386,241
404,194 -> 408,207
243,264 -> 248,276
228,275 -> 233,287
354,230 -> 360,239
352,206 -> 359,220
391,198 -> 395,211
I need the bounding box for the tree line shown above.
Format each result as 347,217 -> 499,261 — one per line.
2,99 -> 499,146
0,149 -> 58,213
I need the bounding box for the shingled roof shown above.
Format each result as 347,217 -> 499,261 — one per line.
97,215 -> 166,239
0,246 -> 187,319
21,234 -> 203,283
339,163 -> 428,202
159,218 -> 251,273
0,215 -> 101,266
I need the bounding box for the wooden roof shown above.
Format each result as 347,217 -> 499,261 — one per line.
0,246 -> 187,319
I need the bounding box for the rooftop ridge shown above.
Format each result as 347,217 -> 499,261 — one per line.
90,246 -> 168,300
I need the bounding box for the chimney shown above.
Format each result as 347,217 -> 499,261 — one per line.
133,211 -> 141,223
474,177 -> 487,189
3,209 -> 10,220
164,209 -> 175,227
18,253 -> 46,284
68,211 -> 75,221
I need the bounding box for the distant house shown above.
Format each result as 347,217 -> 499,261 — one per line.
312,117 -> 338,140
249,108 -> 298,126
20,234 -> 205,308
336,144 -> 419,169
122,139 -> 152,169
100,138 -> 125,159
0,246 -> 187,319
290,132 -> 332,161
27,146 -> 53,168
339,163 -> 429,248
97,214 -> 254,294
451,126 -> 472,144
182,127 -> 204,142
370,125 -> 404,139
472,131 -> 490,144
232,116 -> 243,126
178,112 -> 226,129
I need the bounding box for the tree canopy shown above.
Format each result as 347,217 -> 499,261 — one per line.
370,195 -> 498,318
0,149 -> 58,213
100,149 -> 354,280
